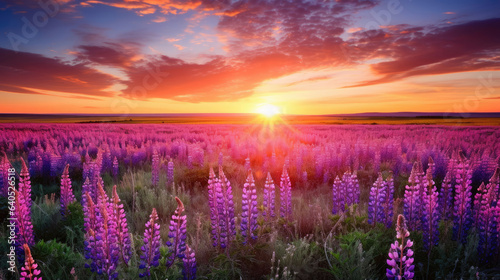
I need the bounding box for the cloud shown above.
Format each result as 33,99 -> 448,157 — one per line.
75,42 -> 142,67
345,18 -> 500,87
0,47 -> 117,97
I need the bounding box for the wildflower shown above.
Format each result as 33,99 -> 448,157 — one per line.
332,176 -> 342,214
280,166 -> 292,220
368,173 -> 386,225
263,172 -> 276,221
241,171 -> 259,244
387,215 -> 415,280
182,245 -> 196,280
422,166 -> 440,251
60,164 -> 76,217
167,159 -> 174,187
20,244 -> 41,280
383,172 -> 395,228
453,154 -> 473,243
404,162 -> 422,231
112,157 -> 119,179
151,149 -> 159,186
166,197 -> 187,268
139,208 -> 161,278
216,167 -> 236,248
208,167 -> 221,247
111,185 -> 132,265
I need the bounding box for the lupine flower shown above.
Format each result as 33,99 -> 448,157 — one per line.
350,171 -> 360,205
14,190 -> 35,259
167,159 -> 174,187
280,166 -> 292,220
263,172 -> 276,221
368,173 -> 386,226
216,167 -> 236,249
476,181 -> 499,262
208,167 -> 221,247
240,171 -> 259,244
182,245 -> 197,280
473,182 -> 487,229
112,157 -> 119,179
387,215 -> 415,280
60,164 -> 76,217
332,176 -> 342,214
383,172 -> 395,228
404,162 -> 422,231
139,208 -> 161,278
20,244 -> 41,280
218,152 -> 223,167
166,197 -> 187,268
453,155 -> 473,244
422,166 -> 440,251
111,185 -> 132,265
244,157 -> 251,170
19,158 -> 32,210
439,171 -> 454,221
151,149 -> 160,186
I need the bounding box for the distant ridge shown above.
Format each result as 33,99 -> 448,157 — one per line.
1,112 -> 499,118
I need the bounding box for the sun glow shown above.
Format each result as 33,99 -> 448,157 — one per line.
256,103 -> 281,117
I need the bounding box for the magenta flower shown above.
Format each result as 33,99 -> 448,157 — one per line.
387,215 -> 415,280
280,166 -> 292,220
383,172 -> 395,228
14,190 -> 35,257
240,171 -> 258,244
439,171 -> 454,221
404,162 -> 422,231
332,176 -> 342,214
139,208 -> 161,278
453,155 -> 473,244
60,164 -> 76,217
166,197 -> 187,268
112,156 -> 119,179
20,244 -> 41,280
263,172 -> 276,221
111,185 -> 132,265
167,159 -> 174,187
19,158 -> 32,210
476,178 -> 499,262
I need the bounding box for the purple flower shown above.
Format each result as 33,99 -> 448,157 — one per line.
404,162 -> 422,231
476,179 -> 499,262
182,245 -> 196,280
151,149 -> 160,186
216,167 -> 236,249
14,190 -> 35,259
112,157 -> 119,179
368,173 -> 386,226
263,172 -> 276,221
167,159 -> 174,187
139,208 -> 161,278
60,164 -> 76,217
332,176 -> 342,214
111,185 -> 132,265
383,173 -> 395,228
240,171 -> 259,244
439,171 -> 454,221
453,155 -> 473,244
19,158 -> 32,210
166,197 -> 187,268
280,166 -> 292,220
422,165 -> 440,251
387,215 -> 415,280
208,167 -> 221,247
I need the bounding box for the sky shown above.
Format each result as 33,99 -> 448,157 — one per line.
0,0 -> 499,115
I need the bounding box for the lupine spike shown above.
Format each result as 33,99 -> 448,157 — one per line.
111,185 -> 132,265
439,171 -> 454,221
60,164 -> 76,217
19,158 -> 32,210
151,149 -> 160,186
332,176 -> 342,214
216,167 -> 236,249
208,167 -> 221,247
422,165 -> 440,251
20,244 -> 41,280
167,159 -> 174,187
240,171 -> 259,244
263,172 -> 276,221
383,172 -> 395,228
476,182 -> 499,262
166,197 -> 187,268
404,162 -> 421,231
139,208 -> 161,278
453,154 -> 473,243
368,173 -> 386,226
182,245 -> 197,280
386,215 -> 415,280
280,166 -> 292,220
14,190 -> 35,259
112,156 -> 119,179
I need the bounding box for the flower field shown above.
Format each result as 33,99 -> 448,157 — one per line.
1,123 -> 500,279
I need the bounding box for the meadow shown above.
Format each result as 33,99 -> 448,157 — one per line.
1,122 -> 500,279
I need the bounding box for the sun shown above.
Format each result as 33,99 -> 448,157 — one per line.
256,103 -> 281,117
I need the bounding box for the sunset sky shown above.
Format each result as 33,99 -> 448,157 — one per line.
1,0 -> 499,115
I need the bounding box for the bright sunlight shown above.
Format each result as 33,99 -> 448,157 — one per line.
256,103 -> 281,117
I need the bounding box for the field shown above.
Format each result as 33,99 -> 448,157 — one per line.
1,122 -> 500,279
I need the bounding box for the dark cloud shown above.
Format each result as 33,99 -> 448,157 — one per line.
0,47 -> 117,96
